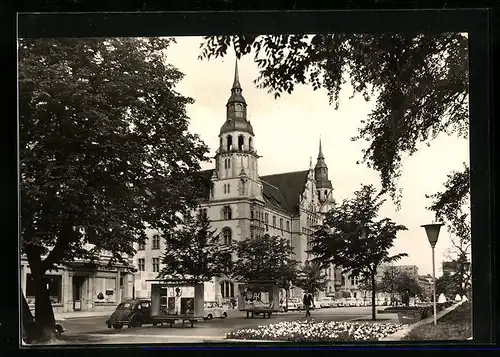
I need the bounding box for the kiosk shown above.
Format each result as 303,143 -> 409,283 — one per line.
238,280 -> 280,318
148,279 -> 204,328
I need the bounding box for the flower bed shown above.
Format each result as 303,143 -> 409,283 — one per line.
226,320 -> 408,342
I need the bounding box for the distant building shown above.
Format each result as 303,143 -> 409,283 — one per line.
132,61 -> 337,303
417,274 -> 434,300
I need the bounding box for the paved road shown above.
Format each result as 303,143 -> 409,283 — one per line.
49,307 -> 379,345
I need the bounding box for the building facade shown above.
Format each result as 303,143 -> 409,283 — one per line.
133,62 -> 337,303
21,251 -> 134,313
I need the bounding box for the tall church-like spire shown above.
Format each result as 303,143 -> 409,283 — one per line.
233,59 -> 241,89
315,137 -> 332,189
220,58 -> 254,136
318,137 -> 325,160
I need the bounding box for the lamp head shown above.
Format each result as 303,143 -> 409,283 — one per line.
421,223 -> 444,248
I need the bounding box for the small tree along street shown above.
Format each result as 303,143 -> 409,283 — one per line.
199,34 -> 469,206
309,184 -> 408,320
295,261 -> 328,297
394,272 -> 423,307
19,38 -> 210,342
158,210 -> 234,282
233,234 -> 299,308
379,266 -> 402,304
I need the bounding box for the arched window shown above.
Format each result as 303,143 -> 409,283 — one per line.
220,137 -> 223,150
224,159 -> 227,169
226,135 -> 233,151
238,135 -> 244,150
222,227 -> 232,245
324,190 -> 328,198
219,281 -> 235,298
317,191 -> 321,200
222,205 -> 232,220
249,137 -> 253,150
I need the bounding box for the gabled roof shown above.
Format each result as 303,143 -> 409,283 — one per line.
198,169 -> 309,215
260,170 -> 309,215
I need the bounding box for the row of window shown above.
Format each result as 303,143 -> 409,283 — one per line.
138,234 -> 161,251
137,257 -> 160,272
250,209 -> 291,231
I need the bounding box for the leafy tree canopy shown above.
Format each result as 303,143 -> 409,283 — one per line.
295,261 -> 328,295
309,184 -> 408,277
233,234 -> 298,288
20,37 -> 210,272
199,34 -> 469,204
158,210 -> 233,282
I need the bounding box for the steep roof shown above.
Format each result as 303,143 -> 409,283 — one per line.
197,169 -> 309,215
260,170 -> 309,215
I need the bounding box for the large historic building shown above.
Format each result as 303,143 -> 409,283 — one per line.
133,62 -> 337,302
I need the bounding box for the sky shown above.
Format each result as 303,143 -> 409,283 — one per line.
165,36 -> 470,277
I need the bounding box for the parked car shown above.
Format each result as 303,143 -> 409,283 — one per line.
317,297 -> 335,308
334,298 -> 346,307
289,298 -> 305,310
281,300 -> 299,311
345,297 -> 357,307
204,301 -> 228,320
106,299 -> 153,329
355,298 -> 364,307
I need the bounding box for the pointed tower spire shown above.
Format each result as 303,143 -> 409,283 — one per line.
232,59 -> 241,89
318,137 -> 324,159
309,156 -> 313,170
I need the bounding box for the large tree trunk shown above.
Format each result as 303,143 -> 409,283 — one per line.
25,245 -> 57,342
371,271 -> 376,320
21,288 -> 40,343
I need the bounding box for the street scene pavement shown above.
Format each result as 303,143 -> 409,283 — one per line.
52,307 -> 392,345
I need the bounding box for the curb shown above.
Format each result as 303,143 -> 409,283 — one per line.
379,301 -> 465,341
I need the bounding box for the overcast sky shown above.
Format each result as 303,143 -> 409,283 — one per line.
166,36 -> 470,277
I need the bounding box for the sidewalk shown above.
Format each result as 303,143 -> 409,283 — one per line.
55,310 -> 111,320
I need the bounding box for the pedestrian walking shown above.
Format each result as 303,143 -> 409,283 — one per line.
308,293 -> 314,310
303,292 -> 311,317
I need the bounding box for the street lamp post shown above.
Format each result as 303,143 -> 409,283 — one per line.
421,223 -> 444,326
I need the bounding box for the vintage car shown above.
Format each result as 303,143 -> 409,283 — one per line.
345,297 -> 358,307
106,299 -> 154,329
317,297 -> 335,308
204,301 -> 228,320
289,298 -> 305,310
280,300 -> 299,311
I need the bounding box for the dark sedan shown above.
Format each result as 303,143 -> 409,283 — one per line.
106,299 -> 154,329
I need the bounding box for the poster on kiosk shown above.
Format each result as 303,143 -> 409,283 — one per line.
238,281 -> 279,312
150,282 -> 204,320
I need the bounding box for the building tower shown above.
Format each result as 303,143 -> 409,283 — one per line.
211,60 -> 263,202
314,138 -> 334,211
